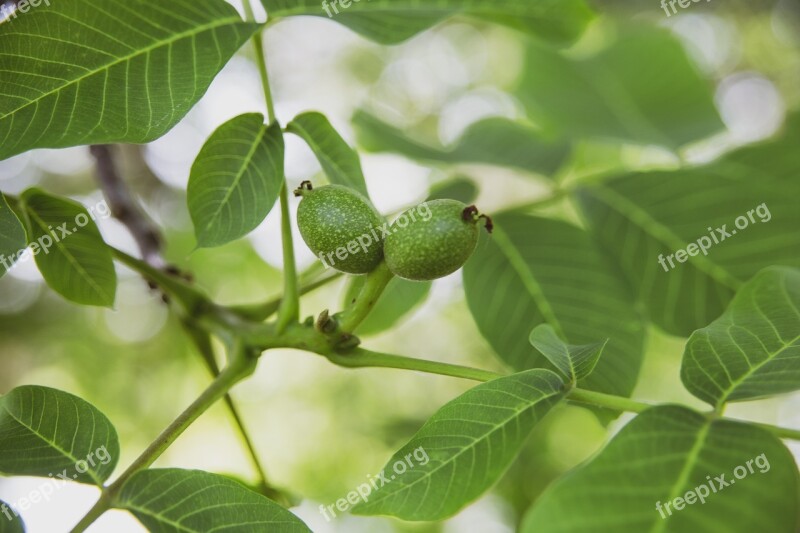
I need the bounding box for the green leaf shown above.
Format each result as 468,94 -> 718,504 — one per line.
0,193 -> 26,277
188,115 -> 285,248
353,111 -> 570,177
463,215 -> 646,398
522,406 -> 800,533
21,189 -> 116,307
681,267 -> 800,407
0,500 -> 24,533
0,385 -> 119,486
517,27 -> 723,148
263,0 -> 593,45
116,469 -> 310,532
428,176 -> 478,204
0,500 -> 25,533
0,0 -> 260,161
576,120 -> 800,336
343,275 -> 431,336
352,369 -> 565,521
287,112 -> 369,198
529,324 -> 607,382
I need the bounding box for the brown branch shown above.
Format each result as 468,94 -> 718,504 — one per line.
90,144 -> 165,269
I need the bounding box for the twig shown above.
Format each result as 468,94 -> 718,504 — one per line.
180,319 -> 291,506
229,270 -> 343,321
70,350 -> 258,533
90,144 -> 165,269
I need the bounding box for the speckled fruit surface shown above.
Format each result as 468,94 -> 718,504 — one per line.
384,199 -> 479,281
297,185 -> 385,274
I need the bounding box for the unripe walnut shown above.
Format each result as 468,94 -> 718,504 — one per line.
295,182 -> 385,274
384,200 -> 491,281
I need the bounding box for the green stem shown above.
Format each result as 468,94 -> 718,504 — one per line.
567,387 -> 650,413
112,247 -> 249,337
113,354 -> 256,478
316,348 -> 800,442
275,183 -> 300,333
242,0 -> 299,332
502,169 -> 654,215
325,348 -> 505,382
69,352 -> 257,533
252,32 -> 276,121
504,187 -> 571,214
220,393 -> 289,505
111,247 -> 207,315
337,262 -> 394,333
230,271 -> 343,321
242,0 -> 276,122
180,321 -> 288,505
241,0 -> 257,23
69,492 -> 112,533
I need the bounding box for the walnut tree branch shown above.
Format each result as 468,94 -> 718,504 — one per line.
90,144 -> 165,269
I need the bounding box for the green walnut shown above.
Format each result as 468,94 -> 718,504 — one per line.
295,181 -> 386,274
384,199 -> 492,281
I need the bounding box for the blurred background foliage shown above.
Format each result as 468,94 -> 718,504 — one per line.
1,0 -> 799,530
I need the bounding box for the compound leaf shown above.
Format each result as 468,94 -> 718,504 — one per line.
529,324 -> 607,382
21,189 -> 116,307
518,27 -> 723,148
522,406 -> 800,533
188,115 -> 284,248
576,117 -> 800,336
352,369 -> 565,520
0,500 -> 25,533
117,469 -> 310,532
287,112 -> 369,198
0,193 -> 26,277
263,0 -> 593,45
353,111 -> 570,178
0,0 -> 260,161
0,385 -> 119,486
463,215 -> 646,399
681,267 -> 800,407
